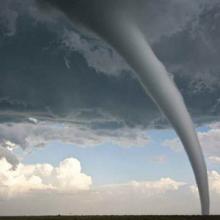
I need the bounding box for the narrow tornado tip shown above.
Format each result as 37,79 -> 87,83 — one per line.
201,182 -> 210,215
202,206 -> 210,215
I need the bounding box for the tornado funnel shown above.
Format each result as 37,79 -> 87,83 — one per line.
39,0 -> 210,214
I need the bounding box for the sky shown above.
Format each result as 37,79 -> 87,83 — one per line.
0,0 -> 220,215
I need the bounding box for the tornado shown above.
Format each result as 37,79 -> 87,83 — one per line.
38,0 -> 209,214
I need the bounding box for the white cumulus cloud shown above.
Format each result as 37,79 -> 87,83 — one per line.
208,156 -> 220,164
0,157 -> 92,198
209,170 -> 220,194
105,177 -> 186,196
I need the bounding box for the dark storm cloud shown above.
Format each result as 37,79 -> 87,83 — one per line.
0,5 -> 159,128
0,0 -> 220,128
152,2 -> 220,123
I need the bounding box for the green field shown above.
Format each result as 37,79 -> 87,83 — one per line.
0,216 -> 220,220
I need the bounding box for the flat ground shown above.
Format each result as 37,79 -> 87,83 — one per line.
0,216 -> 220,220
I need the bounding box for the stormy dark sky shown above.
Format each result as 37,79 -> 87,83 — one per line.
1,0 -> 220,129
